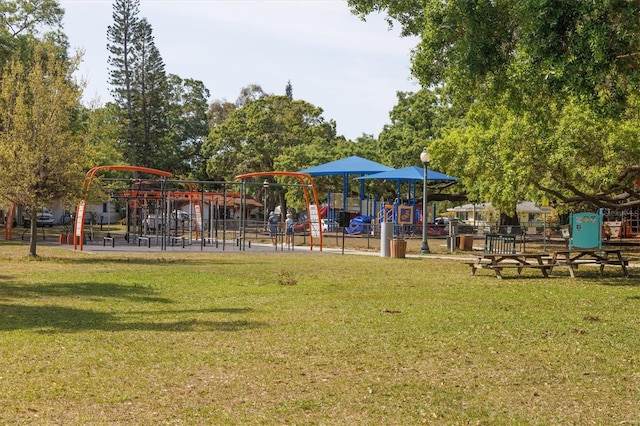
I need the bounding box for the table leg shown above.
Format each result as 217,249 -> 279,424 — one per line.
567,262 -> 576,278
616,252 -> 629,277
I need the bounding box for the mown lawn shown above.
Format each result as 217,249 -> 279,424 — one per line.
0,243 -> 638,424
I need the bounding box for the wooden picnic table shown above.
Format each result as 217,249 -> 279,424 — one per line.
466,253 -> 553,279
551,249 -> 629,278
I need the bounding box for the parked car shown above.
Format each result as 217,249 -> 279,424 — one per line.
144,210 -> 191,230
38,211 -> 55,226
321,219 -> 338,232
24,207 -> 55,227
434,217 -> 451,225
293,220 -> 309,233
172,210 -> 190,221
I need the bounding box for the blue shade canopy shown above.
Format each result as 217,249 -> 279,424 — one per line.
354,166 -> 457,182
298,156 -> 394,176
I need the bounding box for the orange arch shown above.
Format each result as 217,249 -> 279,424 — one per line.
74,165 -> 173,250
235,171 -> 322,251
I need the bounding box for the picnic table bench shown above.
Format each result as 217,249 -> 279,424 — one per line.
551,249 -> 629,278
466,253 -> 554,279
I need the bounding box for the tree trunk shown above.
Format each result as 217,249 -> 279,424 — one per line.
499,211 -> 519,226
29,209 -> 38,257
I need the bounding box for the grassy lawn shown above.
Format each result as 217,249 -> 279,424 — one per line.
0,242 -> 638,424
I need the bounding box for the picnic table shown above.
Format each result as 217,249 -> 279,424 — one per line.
466,253 -> 553,279
551,249 -> 629,278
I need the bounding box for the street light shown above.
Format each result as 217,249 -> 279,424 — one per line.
420,147 -> 430,254
263,180 -> 269,231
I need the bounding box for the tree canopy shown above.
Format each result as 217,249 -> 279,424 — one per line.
349,0 -> 640,213
203,90 -> 349,211
0,41 -> 85,256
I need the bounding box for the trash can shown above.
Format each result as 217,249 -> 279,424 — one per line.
390,239 -> 407,258
459,234 -> 474,251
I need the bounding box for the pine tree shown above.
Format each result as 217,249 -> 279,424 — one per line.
107,1 -> 173,171
132,18 -> 168,169
285,80 -> 293,100
107,0 -> 140,167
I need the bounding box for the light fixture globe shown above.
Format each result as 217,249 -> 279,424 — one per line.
420,148 -> 430,165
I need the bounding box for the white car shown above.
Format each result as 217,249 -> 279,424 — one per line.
37,211 -> 55,227
144,210 -> 191,230
172,210 -> 190,221
25,207 -> 55,227
321,219 -> 338,232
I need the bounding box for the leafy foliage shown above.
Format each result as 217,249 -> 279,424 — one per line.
203,93 -> 349,211
0,41 -> 85,256
204,94 -> 338,180
349,0 -> 640,212
165,75 -> 211,179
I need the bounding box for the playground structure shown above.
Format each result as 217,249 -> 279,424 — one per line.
323,190 -> 447,239
3,157 -> 456,250
308,161 -> 457,239
70,166 -> 323,251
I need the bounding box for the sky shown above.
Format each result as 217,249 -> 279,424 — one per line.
59,0 -> 420,140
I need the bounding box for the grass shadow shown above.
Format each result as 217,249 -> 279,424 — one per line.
0,281 -> 173,303
0,303 -> 263,333
47,255 -> 272,267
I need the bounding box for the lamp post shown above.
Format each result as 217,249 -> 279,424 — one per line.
263,180 -> 269,231
420,147 -> 430,254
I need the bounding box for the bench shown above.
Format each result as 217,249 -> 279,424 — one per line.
170,236 -> 185,248
484,234 -> 516,254
103,236 -> 115,247
137,236 -> 151,248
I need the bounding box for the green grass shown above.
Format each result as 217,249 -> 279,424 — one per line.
0,244 -> 638,424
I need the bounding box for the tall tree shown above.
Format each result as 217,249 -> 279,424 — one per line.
107,0 -> 140,167
349,0 -> 640,211
0,41 -> 85,256
285,80 -> 293,100
166,74 -> 210,179
108,1 -> 204,174
0,0 -> 66,75
131,17 -> 169,169
203,94 -> 339,210
0,0 -> 63,38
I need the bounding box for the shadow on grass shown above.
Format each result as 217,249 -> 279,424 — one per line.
0,281 -> 173,303
0,303 -> 263,333
549,269 -> 639,285
48,255 -> 272,267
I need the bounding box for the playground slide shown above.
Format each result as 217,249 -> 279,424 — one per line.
345,216 -> 374,235
319,205 -> 328,219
